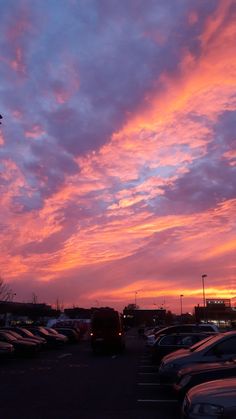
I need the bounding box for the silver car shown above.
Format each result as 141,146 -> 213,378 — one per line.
182,378 -> 236,418
159,331 -> 236,383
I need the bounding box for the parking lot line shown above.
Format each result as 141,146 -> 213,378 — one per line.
139,362 -> 151,364
139,365 -> 156,370
57,353 -> 72,359
138,383 -> 171,386
138,372 -> 157,375
137,399 -> 178,403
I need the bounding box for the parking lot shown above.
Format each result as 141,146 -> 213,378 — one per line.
0,329 -> 180,419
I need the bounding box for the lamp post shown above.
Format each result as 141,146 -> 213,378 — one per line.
134,291 -> 138,307
202,274 -> 207,322
180,294 -> 184,320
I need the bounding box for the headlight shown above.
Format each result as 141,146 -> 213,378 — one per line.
179,374 -> 191,388
191,403 -> 224,415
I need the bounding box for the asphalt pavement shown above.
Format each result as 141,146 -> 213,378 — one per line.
0,329 -> 181,419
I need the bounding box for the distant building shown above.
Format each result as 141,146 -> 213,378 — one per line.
0,301 -> 59,326
64,306 -> 114,320
123,308 -> 166,327
64,307 -> 93,319
195,298 -> 236,326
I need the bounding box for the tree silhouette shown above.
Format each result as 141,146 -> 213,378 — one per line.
0,277 -> 15,301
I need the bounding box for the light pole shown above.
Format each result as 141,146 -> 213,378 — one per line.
202,274 -> 207,322
180,294 -> 184,318
134,291 -> 138,307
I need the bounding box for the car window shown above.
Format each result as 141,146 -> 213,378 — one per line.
198,325 -> 215,332
178,335 -> 195,346
180,326 -> 193,333
159,335 -> 176,345
21,328 -> 34,337
155,327 -> 173,337
208,337 -> 236,356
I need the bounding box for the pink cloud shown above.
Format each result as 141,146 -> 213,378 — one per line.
25,124 -> 45,139
10,47 -> 26,75
0,131 -> 5,146
223,149 -> 236,166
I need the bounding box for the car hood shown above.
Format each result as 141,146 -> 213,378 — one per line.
179,360 -> 236,377
188,378 -> 236,406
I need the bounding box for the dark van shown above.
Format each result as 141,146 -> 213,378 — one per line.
91,308 -> 125,353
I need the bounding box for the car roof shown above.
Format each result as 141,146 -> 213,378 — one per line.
179,359 -> 236,376
187,378 -> 236,404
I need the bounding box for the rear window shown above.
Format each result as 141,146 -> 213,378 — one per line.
92,317 -> 120,329
159,335 -> 177,345
198,325 -> 215,332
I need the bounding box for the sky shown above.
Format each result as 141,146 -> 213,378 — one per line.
0,0 -> 236,313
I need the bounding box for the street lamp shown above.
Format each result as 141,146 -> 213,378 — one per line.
134,291 -> 138,307
202,274 -> 207,322
180,294 -> 184,319
202,274 -> 207,308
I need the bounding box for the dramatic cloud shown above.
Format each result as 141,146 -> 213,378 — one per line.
0,0 -> 235,311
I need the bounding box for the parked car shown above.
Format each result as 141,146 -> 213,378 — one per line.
6,327 -> 47,347
147,324 -> 219,347
0,341 -> 14,357
159,331 -> 236,383
3,328 -> 46,349
174,359 -> 236,400
0,331 -> 39,356
182,378 -> 236,418
51,320 -> 87,338
151,333 -> 216,364
43,327 -> 68,343
53,327 -> 80,343
28,326 -> 67,346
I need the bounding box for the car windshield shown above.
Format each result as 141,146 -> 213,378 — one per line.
47,328 -> 58,335
21,328 -> 34,337
190,334 -> 222,352
38,327 -> 49,335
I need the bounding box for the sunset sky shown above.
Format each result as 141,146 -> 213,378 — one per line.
0,0 -> 236,313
